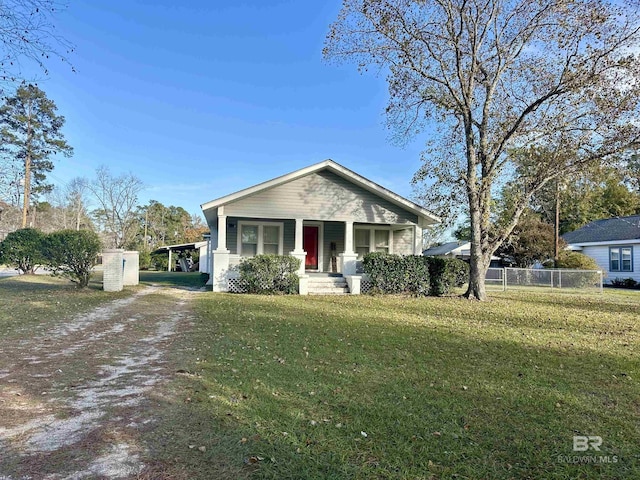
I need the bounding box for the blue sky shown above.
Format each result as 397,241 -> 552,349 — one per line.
30,0 -> 428,219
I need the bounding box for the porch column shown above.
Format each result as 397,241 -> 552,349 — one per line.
167,249 -> 172,272
212,208 -> 230,292
290,218 -> 306,275
414,225 -> 423,255
216,212 -> 228,253
339,220 -> 358,275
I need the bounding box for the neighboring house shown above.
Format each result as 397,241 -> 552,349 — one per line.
563,214 -> 640,283
200,159 -> 439,294
423,241 -> 502,267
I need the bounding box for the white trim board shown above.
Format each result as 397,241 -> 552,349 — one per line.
303,221 -> 324,272
237,220 -> 285,256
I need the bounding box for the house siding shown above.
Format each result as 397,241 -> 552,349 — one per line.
224,170 -> 418,224
581,244 -> 640,284
393,228 -> 414,255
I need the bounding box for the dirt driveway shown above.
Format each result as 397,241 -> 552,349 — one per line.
0,285 -> 200,479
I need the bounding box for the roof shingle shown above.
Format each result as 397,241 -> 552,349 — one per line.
562,215 -> 640,244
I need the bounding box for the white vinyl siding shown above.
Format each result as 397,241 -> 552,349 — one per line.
237,221 -> 284,257
392,228 -> 414,255
580,244 -> 640,284
224,170 -> 418,224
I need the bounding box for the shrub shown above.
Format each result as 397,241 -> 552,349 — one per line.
554,251 -> 600,270
363,253 -> 470,296
363,252 -> 430,296
0,228 -> 46,274
610,277 -> 639,289
43,230 -> 102,288
425,257 -> 470,296
238,254 -> 300,294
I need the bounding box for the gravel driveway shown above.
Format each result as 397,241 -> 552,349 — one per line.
0,285 -> 199,479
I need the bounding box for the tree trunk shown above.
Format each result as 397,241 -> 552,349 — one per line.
21,153 -> 31,228
465,252 -> 489,300
464,184 -> 491,300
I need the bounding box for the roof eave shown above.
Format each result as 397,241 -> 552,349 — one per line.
201,159 -> 440,224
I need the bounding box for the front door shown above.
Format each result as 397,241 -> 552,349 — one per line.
303,226 -> 319,270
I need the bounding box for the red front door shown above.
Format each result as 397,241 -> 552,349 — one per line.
303,226 -> 319,270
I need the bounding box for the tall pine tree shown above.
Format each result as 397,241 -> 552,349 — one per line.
0,84 -> 72,227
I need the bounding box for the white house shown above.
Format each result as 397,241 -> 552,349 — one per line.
563,215 -> 640,284
422,241 -> 502,267
200,160 -> 440,294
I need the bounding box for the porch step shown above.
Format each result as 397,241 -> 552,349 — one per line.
307,276 -> 350,295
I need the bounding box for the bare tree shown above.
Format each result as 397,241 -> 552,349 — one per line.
66,176 -> 89,230
0,0 -> 74,87
325,0 -> 640,299
88,166 -> 143,248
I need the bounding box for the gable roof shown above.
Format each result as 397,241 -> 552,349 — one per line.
423,241 -> 468,256
200,159 -> 439,224
562,215 -> 640,244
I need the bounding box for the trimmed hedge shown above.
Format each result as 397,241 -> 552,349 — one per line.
363,253 -> 469,296
238,254 -> 301,294
363,252 -> 430,296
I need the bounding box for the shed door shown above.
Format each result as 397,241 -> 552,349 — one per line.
303,226 -> 319,270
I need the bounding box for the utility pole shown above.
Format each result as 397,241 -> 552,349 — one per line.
554,179 -> 560,267
144,207 -> 149,249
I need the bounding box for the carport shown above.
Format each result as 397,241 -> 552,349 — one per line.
153,241 -> 209,272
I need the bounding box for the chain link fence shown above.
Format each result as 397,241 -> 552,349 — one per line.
486,267 -> 603,293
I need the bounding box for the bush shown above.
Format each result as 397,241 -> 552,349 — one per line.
238,254 -> 300,294
425,257 -> 470,296
610,277 -> 639,289
363,252 -> 430,296
0,228 -> 46,274
43,230 -> 102,288
554,251 -> 600,270
363,253 -> 470,297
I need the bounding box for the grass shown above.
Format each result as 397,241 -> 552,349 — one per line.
139,270 -> 208,289
144,289 -> 640,479
0,274 -> 132,341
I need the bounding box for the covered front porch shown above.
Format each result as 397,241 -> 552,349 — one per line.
208,214 -> 424,293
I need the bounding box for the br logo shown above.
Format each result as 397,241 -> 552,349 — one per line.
573,436 -> 602,452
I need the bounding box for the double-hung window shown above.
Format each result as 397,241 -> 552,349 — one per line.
238,222 -> 283,257
355,229 -> 370,259
354,227 -> 392,259
610,246 -> 633,272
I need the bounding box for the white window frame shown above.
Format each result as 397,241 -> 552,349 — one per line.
303,221 -> 324,272
609,245 -> 633,272
354,226 -> 393,258
237,221 -> 284,257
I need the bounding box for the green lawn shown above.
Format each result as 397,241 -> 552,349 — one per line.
148,290 -> 640,479
139,270 -> 209,288
0,274 -> 131,340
